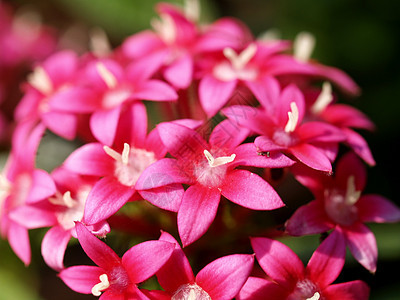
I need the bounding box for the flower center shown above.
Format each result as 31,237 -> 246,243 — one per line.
193,149 -> 235,188
104,143 -> 157,187
324,176 -> 361,226
213,43 -> 258,82
287,279 -> 322,300
172,283 -> 211,300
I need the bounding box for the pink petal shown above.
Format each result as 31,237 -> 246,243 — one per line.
290,143 -> 333,172
220,169 -> 284,210
126,101 -> 148,148
9,204 -> 57,229
178,184 -> 221,247
75,222 -> 121,269
48,87 -> 98,113
323,280 -> 370,300
296,122 -> 345,143
335,151 -> 367,191
134,80 -> 178,102
245,76 -> 280,109
42,50 -> 78,86
163,53 -> 193,89
138,184 -> 183,212
344,223 -> 377,273
254,135 -> 286,152
41,225 -> 71,270
234,143 -> 295,168
121,30 -> 164,59
90,105 -> 122,146
276,84 -> 305,128
59,265 -> 104,294
83,177 -> 135,225
157,122 -> 208,161
209,119 -> 250,149
285,200 -> 333,236
26,169 -> 56,203
357,194 -> 400,223
141,290 -> 170,300
145,128 -> 167,159
251,237 -> 304,290
196,254 -> 254,300
237,277 -> 288,300
41,111 -> 77,140
306,229 -> 346,288
199,75 -> 237,117
290,163 -> 327,198
122,240 -> 174,283
135,158 -> 192,190
63,143 -> 114,176
126,49 -> 168,82
321,104 -> 375,131
157,231 -> 195,293
342,128 -> 376,166
8,221 -> 31,266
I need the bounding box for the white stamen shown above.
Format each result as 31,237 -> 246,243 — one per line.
203,150 -> 236,168
311,82 -> 333,114
48,191 -> 76,208
104,145 -> 123,163
187,289 -> 196,300
27,66 -> 53,95
151,13 -> 176,44
345,176 -> 361,205
223,43 -> 257,70
184,0 -> 200,22
258,28 -> 281,41
121,143 -> 130,165
96,62 -> 117,89
294,31 -> 316,62
90,27 -> 112,57
91,274 -> 110,297
284,102 -> 299,133
306,292 -> 320,300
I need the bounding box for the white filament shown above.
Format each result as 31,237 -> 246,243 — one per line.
91,274 -> 110,297
294,31 -> 316,62
284,102 -> 299,133
311,82 -> 333,114
96,62 -> 117,89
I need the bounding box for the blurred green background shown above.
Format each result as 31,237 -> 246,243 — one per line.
1,0 -> 400,299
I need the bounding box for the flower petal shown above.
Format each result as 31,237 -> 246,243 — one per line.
139,184 -> 183,212
196,254 -> 254,300
344,223 -> 377,273
42,111 -> 77,140
134,80 -> 178,102
122,240 -> 174,283
26,169 -> 56,204
306,229 -> 346,288
289,143 -> 332,172
285,200 -> 333,236
59,265 -> 104,294
357,194 -> 400,223
90,105 -> 121,146
237,277 -> 288,300
178,184 -> 221,247
8,221 -> 31,266
41,225 -> 71,270
199,75 -> 237,117
342,128 -> 376,166
209,119 -> 250,150
83,177 -> 135,225
163,53 -> 193,89
9,204 -> 57,229
156,231 -> 195,293
323,280 -> 370,300
75,222 -> 121,270
220,169 -> 284,210
254,135 -> 286,152
250,237 -> 304,290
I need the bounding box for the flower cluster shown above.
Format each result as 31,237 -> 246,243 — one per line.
1,1 -> 399,299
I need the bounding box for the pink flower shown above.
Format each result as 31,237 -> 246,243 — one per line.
51,56 -> 177,145
223,77 -> 345,172
63,102 -> 184,226
136,120 -> 293,246
10,167 -> 110,271
0,121 -> 55,265
153,231 -> 254,300
285,152 -> 400,272
238,230 -> 370,300
15,51 -> 83,140
59,222 -> 175,299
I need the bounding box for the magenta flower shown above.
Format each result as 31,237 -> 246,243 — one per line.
285,152 -> 400,272
154,231 -> 254,299
223,77 -> 345,172
10,167 -> 110,271
136,120 -> 293,246
59,222 -> 175,299
305,82 -> 376,166
238,230 -> 370,300
0,121 -> 55,265
15,50 -> 83,140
